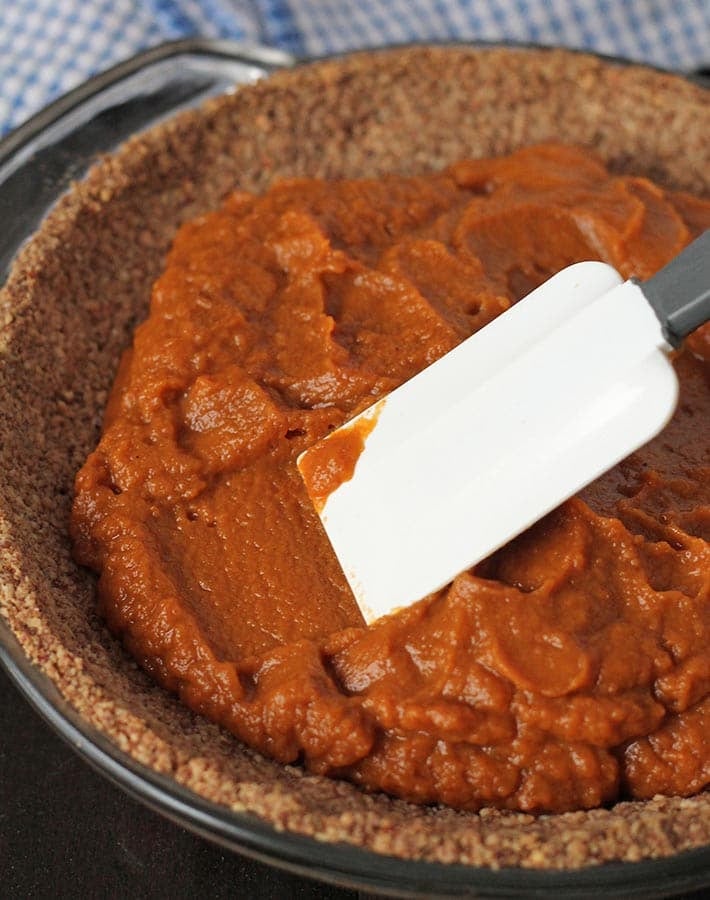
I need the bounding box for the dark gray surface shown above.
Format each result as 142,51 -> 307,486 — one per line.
2,664 -> 707,900
0,666 -> 367,899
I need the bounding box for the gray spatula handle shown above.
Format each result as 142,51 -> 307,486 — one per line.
641,229 -> 710,347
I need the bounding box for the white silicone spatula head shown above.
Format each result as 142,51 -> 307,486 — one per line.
298,232 -> 710,624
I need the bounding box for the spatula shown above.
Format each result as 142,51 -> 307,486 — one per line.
298,231 -> 710,624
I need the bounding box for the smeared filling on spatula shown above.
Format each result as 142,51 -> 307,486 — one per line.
72,144 -> 710,813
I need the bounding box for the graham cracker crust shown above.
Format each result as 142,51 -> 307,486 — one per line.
0,45 -> 708,871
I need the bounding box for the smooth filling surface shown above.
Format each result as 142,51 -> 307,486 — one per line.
71,144 -> 710,813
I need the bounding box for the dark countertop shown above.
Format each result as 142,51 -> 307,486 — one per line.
0,666 -> 371,899
1,664 -> 707,900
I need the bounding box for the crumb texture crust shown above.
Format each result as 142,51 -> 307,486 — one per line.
1,46 -> 709,869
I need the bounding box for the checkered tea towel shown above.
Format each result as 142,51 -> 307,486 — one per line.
1,0 -> 708,137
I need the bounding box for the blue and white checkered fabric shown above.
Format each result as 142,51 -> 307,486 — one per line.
1,0 -> 708,137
